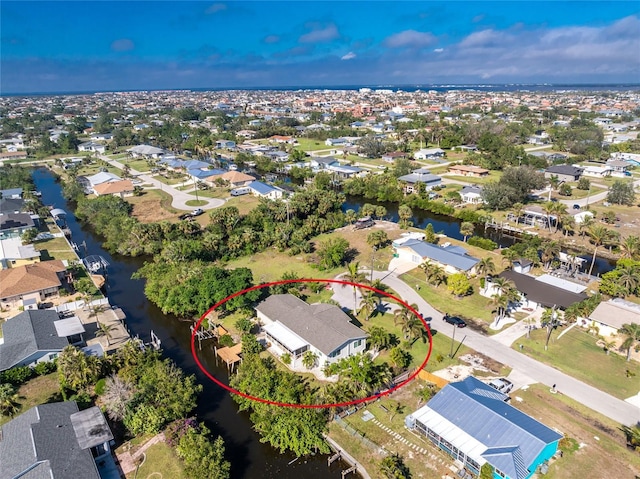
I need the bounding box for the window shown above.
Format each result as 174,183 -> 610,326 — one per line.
353,340 -> 361,348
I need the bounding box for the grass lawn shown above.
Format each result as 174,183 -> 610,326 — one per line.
185,199 -> 208,207
554,185 -> 605,200
154,174 -> 187,185
123,440 -> 188,479
33,236 -> 78,261
400,269 -> 496,325
514,383 -> 640,479
517,327 -> 640,400
123,158 -> 152,172
295,138 -> 333,151
0,373 -> 61,427
127,189 -> 180,222
441,170 -> 503,184
225,195 -> 261,215
194,189 -> 229,199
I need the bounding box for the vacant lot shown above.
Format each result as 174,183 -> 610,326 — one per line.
127,189 -> 180,222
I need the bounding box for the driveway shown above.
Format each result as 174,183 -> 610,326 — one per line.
98,155 -> 225,211
332,268 -> 640,425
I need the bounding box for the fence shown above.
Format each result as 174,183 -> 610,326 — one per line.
333,416 -> 385,454
55,297 -> 109,312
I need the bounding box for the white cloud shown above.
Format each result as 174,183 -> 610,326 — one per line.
111,39 -> 134,52
341,52 -> 356,60
205,3 -> 227,14
299,24 -> 340,44
433,48 -> 444,53
384,30 -> 437,48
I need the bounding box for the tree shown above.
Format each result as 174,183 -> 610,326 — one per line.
619,323 -> 640,361
414,383 -> 437,405
621,424 -> 640,452
358,291 -> 378,320
541,240 -> 561,271
379,453 -> 411,479
476,257 -> 496,282
559,183 -> 572,196
607,180 -> 636,206
577,177 -> 591,190
367,326 -> 393,354
541,307 -> 562,350
0,383 -> 20,417
389,347 -> 412,369
512,202 -> 524,225
423,222 -> 437,244
619,235 -> 640,260
394,304 -> 421,340
447,273 -> 471,297
317,237 -> 350,270
460,222 -> 474,242
57,345 -> 101,391
479,463 -> 495,479
343,261 -> 367,312
302,351 -> 318,369
398,204 -> 413,229
367,230 -> 388,249
587,225 -> 616,276
492,293 -> 509,323
176,423 -> 231,479
481,181 -> 518,210
95,320 -> 117,346
20,228 -> 38,244
102,375 -> 135,421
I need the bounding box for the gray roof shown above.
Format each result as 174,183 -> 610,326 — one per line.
461,185 -> 483,195
399,239 -> 479,271
499,270 -> 587,309
0,310 -> 70,371
426,377 -> 562,479
0,212 -> 34,232
256,294 -> 367,356
0,401 -> 107,479
0,198 -> 25,214
398,171 -> 442,185
545,165 -> 583,176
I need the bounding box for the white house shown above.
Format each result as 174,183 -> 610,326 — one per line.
398,168 -> 442,193
247,181 -> 284,200
414,148 -> 445,160
394,239 -> 480,275
587,299 -> 640,337
127,144 -> 166,159
77,141 -> 106,154
255,294 -> 368,368
460,185 -> 484,205
580,165 -> 612,178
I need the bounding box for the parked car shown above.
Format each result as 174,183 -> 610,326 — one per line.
443,314 -> 466,328
191,208 -> 204,217
572,204 -> 581,210
488,378 -> 514,394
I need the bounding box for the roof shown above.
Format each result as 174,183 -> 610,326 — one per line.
248,180 -> 281,195
545,165 -> 583,176
589,299 -> 640,330
1,187 -> 23,198
398,172 -> 442,185
410,377 -> 562,479
0,310 -> 70,370
0,237 -> 40,261
93,179 -> 134,195
535,274 -> 587,294
127,144 -> 165,155
0,212 -> 35,231
222,171 -> 256,183
461,185 -> 483,196
398,239 -> 479,271
256,294 -> 367,356
449,165 -> 489,174
0,401 -> 108,479
499,270 -> 588,309
0,260 -> 66,299
70,406 -> 114,449
0,197 -> 25,213
86,171 -> 120,187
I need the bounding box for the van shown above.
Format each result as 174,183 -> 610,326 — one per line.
230,187 -> 251,196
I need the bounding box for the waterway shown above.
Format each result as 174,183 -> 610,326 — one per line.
33,168 -> 350,479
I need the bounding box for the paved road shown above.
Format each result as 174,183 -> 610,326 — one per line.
98,155 -> 225,211
332,270 -> 640,425
558,178 -> 640,207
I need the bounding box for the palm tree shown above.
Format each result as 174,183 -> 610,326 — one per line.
501,248 -> 518,269
398,205 -> 413,229
419,260 -> 434,282
367,326 -> 392,354
541,241 -> 561,271
601,337 -> 616,356
476,257 -> 496,282
490,276 -> 515,297
618,264 -> 640,296
343,261 -> 367,312
57,345 -> 101,391
302,350 -> 319,369
394,304 -> 421,340
619,323 -> 640,361
587,225 -> 615,276
95,321 -> 117,346
579,215 -> 595,239
561,214 -> 575,238
619,235 -> 640,260
491,294 -> 509,324
358,291 -> 378,320
542,201 -> 558,232
0,384 -> 20,417
460,222 -> 474,242
512,203 -> 524,225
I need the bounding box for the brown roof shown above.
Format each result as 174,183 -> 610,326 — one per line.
0,260 -> 66,298
0,151 -> 27,159
93,179 -> 134,195
222,171 -> 255,183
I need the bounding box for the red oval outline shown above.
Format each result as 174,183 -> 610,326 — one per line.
191,278 -> 433,408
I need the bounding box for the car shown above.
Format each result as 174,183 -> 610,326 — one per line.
572,204 -> 581,210
443,314 -> 466,328
191,208 -> 204,217
488,378 -> 514,394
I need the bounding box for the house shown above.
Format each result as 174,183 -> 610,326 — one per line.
398,168 -> 442,193
512,258 -> 533,274
325,138 -> 348,147
77,141 -> 106,154
0,197 -> 25,214
447,164 -> 490,178
309,156 -> 340,170
221,170 -> 256,187
0,310 -> 86,371
265,150 -> 290,162
236,129 -> 257,139
127,144 -> 166,159
269,135 -> 296,144
405,376 -> 562,479
0,150 -> 28,161
0,187 -> 23,199
587,299 -> 640,337
414,148 -> 445,160
394,239 -> 480,275
606,159 -> 631,176
0,212 -> 35,239
327,163 -> 363,179
90,132 -> 113,141
215,140 -> 236,149
382,152 -> 408,163
544,165 -> 583,182
0,401 -> 114,479
0,259 -> 67,309
580,165 -> 612,178
255,294 -> 368,368
493,270 -> 588,310
93,179 -> 135,198
460,185 -> 484,205
247,181 -> 284,199
0,236 -> 41,269
610,152 -> 640,167
85,171 -> 121,188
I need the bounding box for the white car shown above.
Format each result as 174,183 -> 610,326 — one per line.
488,378 -> 513,394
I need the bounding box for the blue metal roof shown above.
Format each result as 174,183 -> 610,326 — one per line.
400,239 -> 479,271
427,377 -> 562,478
248,180 -> 277,195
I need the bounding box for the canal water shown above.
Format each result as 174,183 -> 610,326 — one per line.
33,168 -> 350,479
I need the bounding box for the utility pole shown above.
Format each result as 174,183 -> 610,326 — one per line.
544,305 -> 558,351
370,246 -> 376,284
449,323 -> 457,358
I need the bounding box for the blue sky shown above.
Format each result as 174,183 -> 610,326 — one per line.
2,1 -> 639,93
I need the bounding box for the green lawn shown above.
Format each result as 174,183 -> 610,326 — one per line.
400,269 -> 496,324
185,199 -> 208,207
33,236 -> 78,261
124,441 -> 188,479
0,373 -> 61,426
441,170 -> 503,184
154,174 -> 187,185
294,138 -> 333,151
123,158 -> 152,172
517,327 -> 640,400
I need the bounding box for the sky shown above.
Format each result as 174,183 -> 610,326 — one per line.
1,1 -> 639,94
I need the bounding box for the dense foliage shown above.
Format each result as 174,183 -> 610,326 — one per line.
0,165 -> 35,191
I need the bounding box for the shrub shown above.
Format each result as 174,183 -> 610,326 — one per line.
124,403 -> 165,435
69,391 -> 92,410
281,353 -> 291,365
34,361 -> 57,376
94,378 -> 106,395
218,334 -> 235,347
0,366 -> 35,386
467,236 -> 498,251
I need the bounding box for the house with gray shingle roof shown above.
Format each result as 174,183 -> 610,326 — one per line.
255,294 -> 368,368
0,401 -> 114,479
0,310 -> 86,371
406,376 -> 562,479
394,239 -> 480,274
